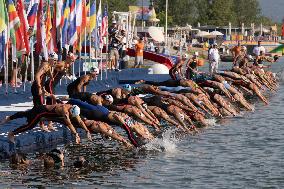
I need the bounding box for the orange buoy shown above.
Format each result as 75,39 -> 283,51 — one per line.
197,59 -> 205,66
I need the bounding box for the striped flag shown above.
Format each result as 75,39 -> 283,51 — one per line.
101,5 -> 108,37
61,0 -> 70,48
0,0 -> 8,33
0,0 -> 8,67
76,0 -> 82,35
27,0 -> 39,28
96,0 -> 102,49
68,0 -> 77,46
45,0 -> 52,46
8,0 -> 26,58
89,0 -> 96,33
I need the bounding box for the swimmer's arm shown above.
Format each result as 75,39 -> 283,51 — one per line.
63,113 -> 80,139
75,116 -> 92,141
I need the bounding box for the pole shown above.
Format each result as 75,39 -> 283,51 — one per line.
79,31 -> 81,77
84,25 -> 87,75
23,56 -> 28,92
31,37 -> 34,81
165,0 -> 168,46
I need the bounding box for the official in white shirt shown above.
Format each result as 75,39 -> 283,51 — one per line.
208,43 -> 220,75
253,41 -> 266,56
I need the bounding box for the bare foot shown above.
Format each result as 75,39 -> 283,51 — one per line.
40,124 -> 50,132
47,124 -> 57,131
0,116 -> 9,125
8,132 -> 15,143
134,80 -> 145,84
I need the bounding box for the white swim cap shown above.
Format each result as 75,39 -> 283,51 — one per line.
49,52 -> 58,61
70,105 -> 80,117
104,95 -> 114,104
247,55 -> 253,60
194,52 -> 199,56
91,67 -> 100,74
182,54 -> 189,59
122,84 -> 132,92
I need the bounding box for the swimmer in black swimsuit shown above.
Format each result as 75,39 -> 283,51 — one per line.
67,67 -> 99,97
0,104 -> 91,144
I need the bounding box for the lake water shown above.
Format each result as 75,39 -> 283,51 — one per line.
0,59 -> 284,188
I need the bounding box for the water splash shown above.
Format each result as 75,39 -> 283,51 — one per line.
204,118 -> 217,126
143,128 -> 179,153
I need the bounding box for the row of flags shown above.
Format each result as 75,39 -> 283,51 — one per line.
0,0 -> 109,68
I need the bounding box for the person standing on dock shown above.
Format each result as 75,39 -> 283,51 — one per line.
231,41 -> 242,66
253,41 -> 266,56
208,43 -> 220,75
134,37 -> 145,68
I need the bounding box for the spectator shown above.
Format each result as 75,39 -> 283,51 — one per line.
134,37 -> 144,68
119,30 -> 128,69
208,43 -> 220,75
253,41 -> 266,56
108,20 -> 121,70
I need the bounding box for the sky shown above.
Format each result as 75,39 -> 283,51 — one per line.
258,0 -> 284,23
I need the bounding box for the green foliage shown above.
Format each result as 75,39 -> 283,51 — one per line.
154,0 -> 277,27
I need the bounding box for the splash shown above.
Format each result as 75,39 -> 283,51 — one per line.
143,128 -> 179,153
204,118 -> 217,126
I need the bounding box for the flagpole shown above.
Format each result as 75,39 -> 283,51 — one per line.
79,30 -> 81,77
84,24 -> 87,75
105,4 -> 108,80
30,36 -> 34,81
23,55 -> 28,92
88,1 -> 91,71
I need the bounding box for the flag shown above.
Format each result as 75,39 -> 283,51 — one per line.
95,0 -> 102,49
8,0 -> 26,58
56,0 -> 63,28
45,0 -> 52,46
17,0 -> 30,54
61,0 -> 70,48
81,0 -> 87,30
27,0 -> 39,28
89,0 -> 96,32
0,0 -> 8,67
101,5 -> 108,37
68,0 -> 77,46
76,0 -> 82,35
0,0 -> 8,33
35,0 -> 43,55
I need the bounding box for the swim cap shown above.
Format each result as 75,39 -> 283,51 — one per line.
104,95 -> 114,104
182,54 -> 189,59
70,105 -> 80,117
90,67 -> 100,74
49,52 -> 58,61
122,84 -> 132,92
194,52 -> 199,56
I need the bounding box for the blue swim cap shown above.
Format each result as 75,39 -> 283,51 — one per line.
122,84 -> 132,92
70,105 -> 80,117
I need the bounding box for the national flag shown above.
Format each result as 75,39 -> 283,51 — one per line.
35,0 -> 43,55
101,5 -> 108,37
0,0 -> 8,33
0,0 -> 8,67
68,0 -> 77,46
89,0 -> 96,32
61,0 -> 70,48
27,0 -> 39,28
95,0 -> 102,49
45,0 -> 52,46
76,0 -> 82,35
17,0 -> 30,54
56,0 -> 63,28
8,0 -> 26,58
81,0 -> 87,30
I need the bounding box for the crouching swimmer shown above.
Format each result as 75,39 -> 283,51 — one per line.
0,104 -> 92,144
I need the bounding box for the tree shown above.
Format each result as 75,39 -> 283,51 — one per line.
233,0 -> 261,26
